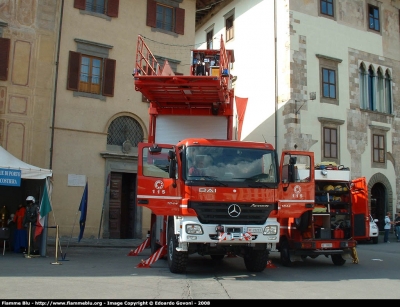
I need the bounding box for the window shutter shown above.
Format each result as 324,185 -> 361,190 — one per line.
67,51 -> 81,91
74,0 -> 86,10
0,38 -> 11,81
146,0 -> 156,28
103,58 -> 116,97
107,0 -> 119,17
175,7 -> 185,35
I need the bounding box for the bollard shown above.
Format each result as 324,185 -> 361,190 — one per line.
51,225 -> 61,265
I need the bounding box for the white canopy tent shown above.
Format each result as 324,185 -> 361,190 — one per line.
0,146 -> 53,256
0,146 -> 52,179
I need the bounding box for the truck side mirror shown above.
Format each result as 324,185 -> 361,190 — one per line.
168,150 -> 177,188
149,144 -> 162,153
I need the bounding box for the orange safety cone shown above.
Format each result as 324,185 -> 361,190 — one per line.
136,245 -> 167,268
127,237 -> 150,256
266,260 -> 277,268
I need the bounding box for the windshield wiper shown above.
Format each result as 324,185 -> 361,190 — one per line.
188,175 -> 227,186
247,183 -> 274,188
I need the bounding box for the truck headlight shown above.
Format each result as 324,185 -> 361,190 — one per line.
186,224 -> 203,235
263,225 -> 278,235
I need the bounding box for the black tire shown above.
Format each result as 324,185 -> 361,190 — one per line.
210,254 -> 225,260
167,225 -> 188,274
295,211 -> 311,232
150,222 -> 161,254
331,254 -> 346,266
372,236 -> 378,244
244,249 -> 268,272
280,239 -> 292,267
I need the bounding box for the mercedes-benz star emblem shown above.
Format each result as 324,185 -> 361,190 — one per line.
228,204 -> 241,218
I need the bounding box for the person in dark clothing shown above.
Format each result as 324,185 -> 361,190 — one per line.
7,213 -> 15,252
23,196 -> 39,254
394,212 -> 400,242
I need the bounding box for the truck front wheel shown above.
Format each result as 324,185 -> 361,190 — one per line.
167,225 -> 188,274
243,249 -> 268,272
331,254 -> 346,266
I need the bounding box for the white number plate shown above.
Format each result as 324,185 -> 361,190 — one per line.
247,227 -> 262,233
321,243 -> 333,248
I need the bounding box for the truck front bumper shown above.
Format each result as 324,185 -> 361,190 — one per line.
176,216 -> 280,245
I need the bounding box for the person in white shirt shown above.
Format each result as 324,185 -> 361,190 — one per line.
384,212 -> 394,243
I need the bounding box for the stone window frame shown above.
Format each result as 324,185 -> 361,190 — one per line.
71,39 -> 114,101
107,116 -> 144,146
318,0 -> 336,21
147,0 -> 185,37
369,124 -> 389,169
358,60 -> 393,114
74,0 -> 119,21
366,0 -> 381,34
318,117 -> 345,165
316,54 -> 342,105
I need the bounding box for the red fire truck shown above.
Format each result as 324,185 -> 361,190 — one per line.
132,35 -> 368,273
133,35 -> 284,273
276,162 -> 370,266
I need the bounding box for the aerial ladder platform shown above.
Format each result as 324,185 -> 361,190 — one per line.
133,34 -> 235,143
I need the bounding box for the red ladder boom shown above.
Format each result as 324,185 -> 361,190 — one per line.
133,34 -> 235,113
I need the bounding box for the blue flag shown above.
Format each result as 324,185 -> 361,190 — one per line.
78,182 -> 88,242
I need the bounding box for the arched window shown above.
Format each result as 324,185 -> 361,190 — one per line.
384,70 -> 392,114
376,68 -> 384,112
359,63 -> 368,109
107,116 -> 144,147
368,65 -> 375,111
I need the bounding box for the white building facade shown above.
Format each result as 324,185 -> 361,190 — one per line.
195,0 -> 400,227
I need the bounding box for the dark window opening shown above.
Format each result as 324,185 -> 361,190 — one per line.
373,134 -> 385,163
226,15 -> 234,41
156,3 -> 174,32
321,0 -> 334,16
323,127 -> 337,159
207,30 -> 213,49
368,4 -> 380,32
322,68 -> 336,99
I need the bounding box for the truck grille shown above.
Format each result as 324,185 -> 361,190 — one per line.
188,202 -> 276,225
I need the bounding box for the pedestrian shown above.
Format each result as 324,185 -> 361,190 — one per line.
394,212 -> 400,242
13,203 -> 28,253
384,211 -> 394,243
23,196 -> 39,254
7,213 -> 15,252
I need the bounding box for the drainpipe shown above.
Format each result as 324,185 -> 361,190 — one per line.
49,0 -> 64,169
41,0 -> 64,258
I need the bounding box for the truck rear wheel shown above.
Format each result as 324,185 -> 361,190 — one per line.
280,239 -> 292,267
243,249 -> 268,272
331,254 -> 346,266
167,225 -> 188,274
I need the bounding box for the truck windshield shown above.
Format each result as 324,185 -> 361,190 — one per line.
186,146 -> 277,184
